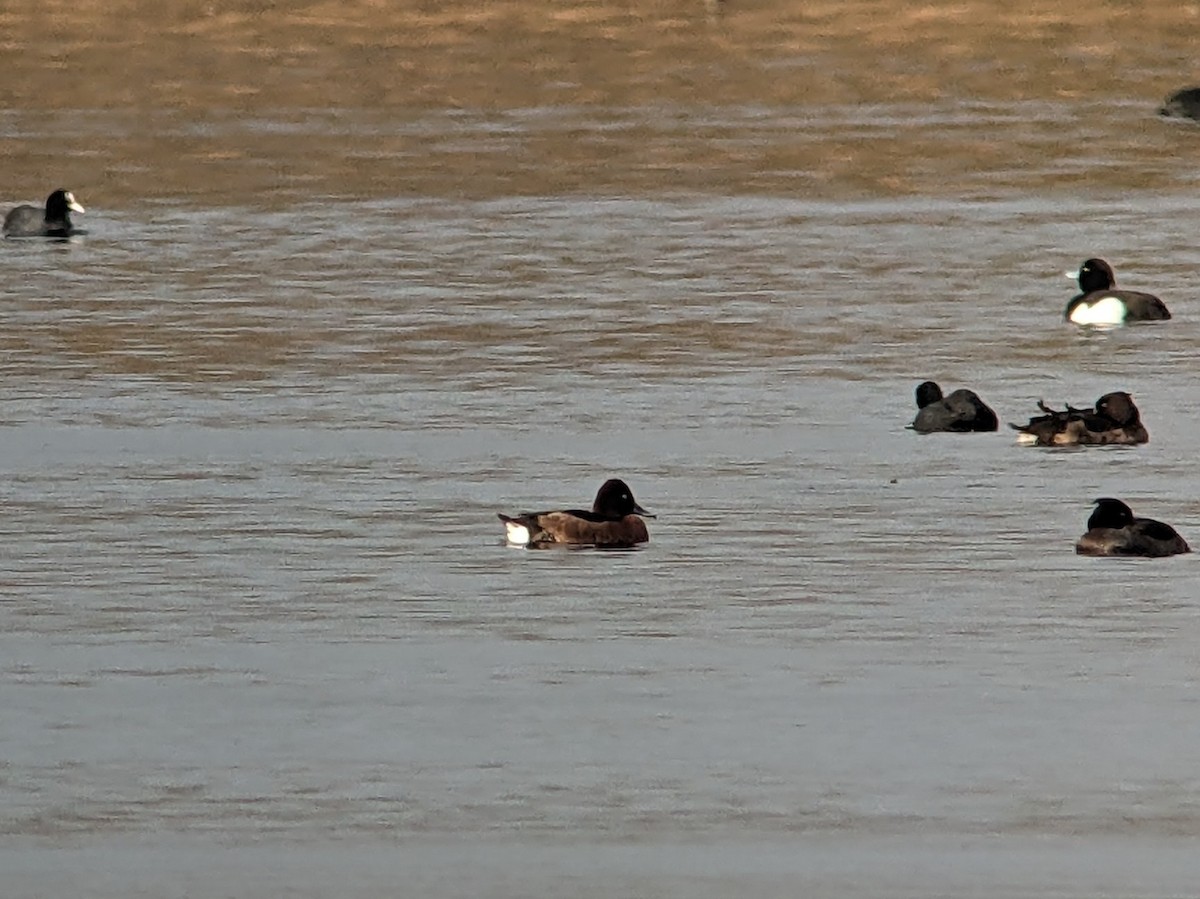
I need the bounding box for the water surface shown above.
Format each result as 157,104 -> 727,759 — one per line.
4,2 -> 1200,896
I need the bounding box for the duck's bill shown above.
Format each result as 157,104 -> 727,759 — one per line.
66,193 -> 85,214
634,503 -> 656,518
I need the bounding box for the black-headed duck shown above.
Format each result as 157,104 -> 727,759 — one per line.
3,189 -> 85,238
1064,258 -> 1171,325
909,381 -> 998,433
499,478 -> 654,548
1076,498 -> 1190,558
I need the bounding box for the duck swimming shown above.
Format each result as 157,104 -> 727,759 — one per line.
3,188 -> 85,238
1010,391 -> 1148,446
498,478 -> 654,548
1075,498 -> 1190,557
1064,258 -> 1171,325
909,381 -> 998,433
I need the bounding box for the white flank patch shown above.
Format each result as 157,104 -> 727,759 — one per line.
65,192 -> 85,214
1069,295 -> 1125,325
503,521 -> 531,546
1014,431 -> 1039,446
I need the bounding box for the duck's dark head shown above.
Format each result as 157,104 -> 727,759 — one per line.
593,478 -> 654,520
915,381 -> 943,409
1087,497 -> 1134,531
1095,391 -> 1140,426
1076,258 -> 1116,293
45,189 -> 85,223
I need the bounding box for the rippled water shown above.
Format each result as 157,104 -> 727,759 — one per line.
6,1 -> 1200,896
7,189 -> 1200,897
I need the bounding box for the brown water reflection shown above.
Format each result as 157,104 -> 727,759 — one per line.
4,1 -> 1200,202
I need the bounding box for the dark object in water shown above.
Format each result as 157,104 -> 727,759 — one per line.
1159,87 -> 1200,121
909,381 -> 998,434
1010,392 -> 1148,447
1076,498 -> 1190,558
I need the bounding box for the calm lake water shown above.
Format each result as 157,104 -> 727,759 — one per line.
4,2 -> 1200,896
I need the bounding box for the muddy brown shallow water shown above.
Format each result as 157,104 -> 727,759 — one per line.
3,0 -> 1200,201
3,2 -> 1200,897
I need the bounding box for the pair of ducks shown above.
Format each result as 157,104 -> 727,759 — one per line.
9,196 -> 1165,329
5,195 -> 1167,330
3,189 -> 85,237
3,196 -> 1170,327
499,479 -> 1191,560
912,384 -> 1148,447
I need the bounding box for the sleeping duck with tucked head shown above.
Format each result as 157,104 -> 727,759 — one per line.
499,478 -> 654,548
909,381 -> 998,433
1075,498 -> 1190,558
1064,258 -> 1171,325
1010,391 -> 1148,446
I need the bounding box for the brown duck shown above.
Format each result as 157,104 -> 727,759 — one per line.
499,479 -> 654,548
1011,392 -> 1148,446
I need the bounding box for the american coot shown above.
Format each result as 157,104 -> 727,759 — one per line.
909,381 -> 998,433
1075,498 -> 1190,558
1010,391 -> 1148,446
498,479 -> 655,548
3,188 -> 86,238
1159,87 -> 1200,121
1064,258 -> 1170,325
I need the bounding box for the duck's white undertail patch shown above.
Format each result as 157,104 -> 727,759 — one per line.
503,521 -> 531,546
1014,431 -> 1039,446
1069,295 -> 1126,325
